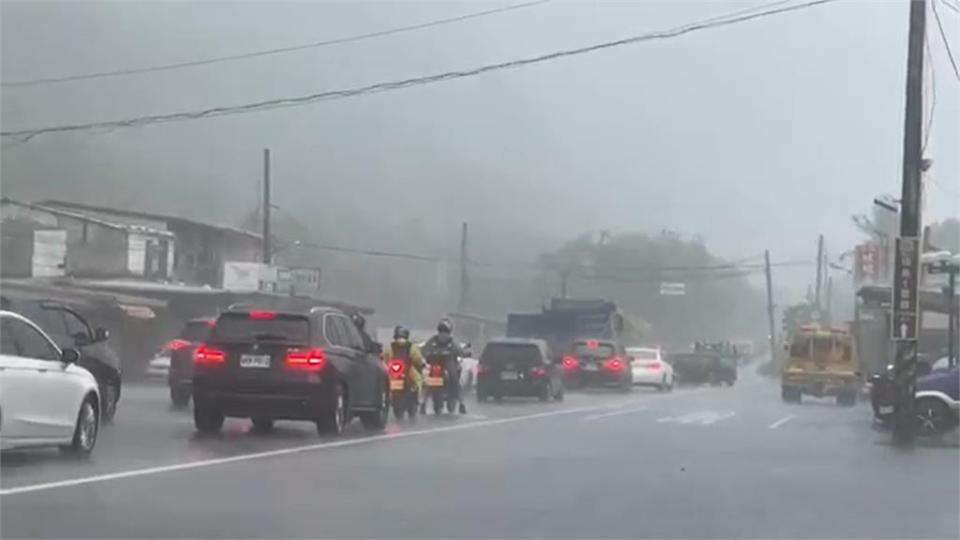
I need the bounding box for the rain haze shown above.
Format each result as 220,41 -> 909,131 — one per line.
1,2 -> 959,539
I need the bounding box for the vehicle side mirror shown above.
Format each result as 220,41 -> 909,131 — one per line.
61,348 -> 80,364
94,328 -> 109,342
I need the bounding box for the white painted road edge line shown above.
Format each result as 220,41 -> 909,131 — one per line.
581,406 -> 649,422
769,414 -> 796,429
0,405 -> 607,497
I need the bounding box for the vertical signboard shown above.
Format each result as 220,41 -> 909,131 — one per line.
891,236 -> 920,340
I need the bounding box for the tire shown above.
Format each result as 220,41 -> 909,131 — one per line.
360,381 -> 389,432
916,397 -> 956,436
61,397 -> 98,456
194,398 -> 224,434
553,385 -> 565,401
251,417 -> 275,433
392,395 -> 407,421
836,391 -> 856,407
619,376 -> 632,393
781,386 -> 801,404
433,394 -> 443,415
317,383 -> 347,436
100,382 -> 119,423
538,383 -> 550,402
170,385 -> 191,408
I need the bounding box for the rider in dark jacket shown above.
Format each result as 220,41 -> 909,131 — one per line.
421,318 -> 467,414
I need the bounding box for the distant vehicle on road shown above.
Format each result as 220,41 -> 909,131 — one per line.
0,310 -> 100,455
1,296 -> 121,422
781,324 -> 859,405
670,351 -> 737,386
626,347 -> 673,391
148,318 -> 215,406
562,339 -> 632,391
507,298 -> 623,362
871,358 -> 959,435
192,308 -> 388,436
477,338 -> 564,402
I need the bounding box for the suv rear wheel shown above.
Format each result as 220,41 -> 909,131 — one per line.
360,380 -> 389,431
916,397 -> 956,435
194,399 -> 224,434
170,385 -> 191,408
251,417 -> 275,433
317,383 -> 346,435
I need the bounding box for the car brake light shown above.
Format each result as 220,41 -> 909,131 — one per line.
644,361 -> 662,370
604,357 -> 624,372
286,348 -> 326,371
249,311 -> 277,320
194,345 -> 226,365
388,359 -> 406,378
530,366 -> 547,377
166,338 -> 191,352
562,356 -> 579,371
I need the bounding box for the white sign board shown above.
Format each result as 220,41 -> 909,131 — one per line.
32,229 -> 66,277
222,261 -> 270,292
659,282 -> 686,296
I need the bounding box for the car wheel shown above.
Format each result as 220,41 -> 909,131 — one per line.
61,397 -> 98,456
251,417 -> 275,433
361,380 -> 390,431
538,382 -> 550,402
392,396 -> 406,421
317,383 -> 346,436
781,386 -> 801,403
553,386 -> 565,401
194,399 -> 224,434
170,385 -> 191,408
916,397 -> 955,436
101,382 -> 119,423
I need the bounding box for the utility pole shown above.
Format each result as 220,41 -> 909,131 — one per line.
560,267 -> 570,299
458,222 -> 469,311
892,0 -> 926,444
949,269 -> 957,368
261,148 -> 272,264
825,276 -> 834,325
764,250 -> 777,365
815,234 -> 824,313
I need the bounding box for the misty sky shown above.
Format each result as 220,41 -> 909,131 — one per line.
2,0 -> 958,302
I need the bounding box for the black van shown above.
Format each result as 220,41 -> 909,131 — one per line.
477,338 -> 563,402
670,351 -> 737,386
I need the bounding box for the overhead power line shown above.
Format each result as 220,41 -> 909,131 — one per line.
0,0 -> 840,143
1,0 -> 551,88
942,0 -> 960,15
932,0 -> 960,80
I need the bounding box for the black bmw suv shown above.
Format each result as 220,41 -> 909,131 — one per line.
192,307 -> 388,436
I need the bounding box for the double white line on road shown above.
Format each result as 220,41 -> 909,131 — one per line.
0,404 -> 608,497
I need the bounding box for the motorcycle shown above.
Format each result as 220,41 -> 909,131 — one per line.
387,357 -> 419,420
421,358 -> 463,415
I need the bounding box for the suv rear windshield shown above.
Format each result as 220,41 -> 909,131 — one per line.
180,321 -> 213,342
481,343 -> 542,364
211,313 -> 310,343
630,349 -> 659,360
572,342 -> 615,357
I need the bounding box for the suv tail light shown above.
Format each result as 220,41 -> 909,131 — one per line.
530,366 -> 547,377
286,348 -> 326,371
194,345 -> 226,365
166,338 -> 191,352
604,357 -> 624,372
249,311 -> 277,320
388,359 -> 406,379
562,356 -> 579,371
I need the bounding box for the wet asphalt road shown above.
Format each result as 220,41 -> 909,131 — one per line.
2,368 -> 958,539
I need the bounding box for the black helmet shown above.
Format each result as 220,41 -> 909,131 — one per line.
437,318 -> 453,334
393,325 -> 410,340
351,313 -> 366,331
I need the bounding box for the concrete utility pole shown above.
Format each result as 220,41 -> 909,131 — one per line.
892,0 -> 926,444
825,276 -> 834,325
458,222 -> 469,312
815,234 -> 824,312
262,148 -> 272,264
764,250 -> 777,365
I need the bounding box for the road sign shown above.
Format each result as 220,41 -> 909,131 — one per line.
659,282 -> 686,296
927,259 -> 960,275
891,236 -> 920,341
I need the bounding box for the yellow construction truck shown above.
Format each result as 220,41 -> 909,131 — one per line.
781,324 -> 862,405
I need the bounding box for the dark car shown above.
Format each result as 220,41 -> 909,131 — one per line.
562,339 -> 631,391
670,351 -> 737,386
166,318 -> 214,407
871,357 -> 959,434
476,338 -> 564,402
0,296 -> 121,421
192,307 -> 388,435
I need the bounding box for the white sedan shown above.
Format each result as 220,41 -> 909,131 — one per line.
627,347 -> 674,391
0,310 -> 101,455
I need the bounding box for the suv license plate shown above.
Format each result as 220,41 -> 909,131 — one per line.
583,364 -> 599,372
501,371 -> 518,380
240,354 -> 271,368
425,376 -> 444,387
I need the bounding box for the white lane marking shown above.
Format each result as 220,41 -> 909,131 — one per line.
0,405 -> 606,497
699,411 -> 735,425
462,414 -> 489,420
581,406 -> 649,422
656,410 -> 735,425
769,414 -> 796,429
